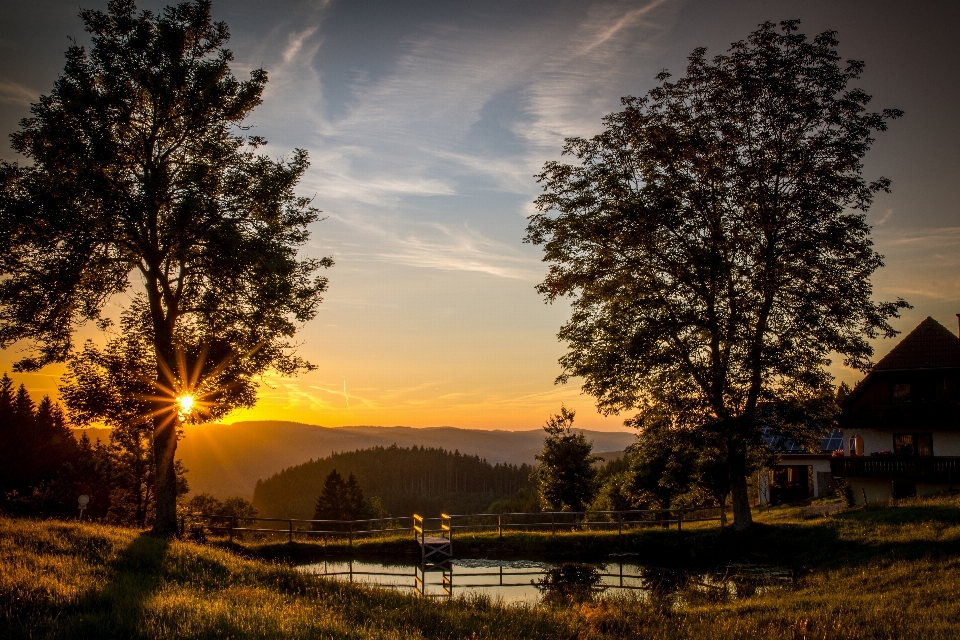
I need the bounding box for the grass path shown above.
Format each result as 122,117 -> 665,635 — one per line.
4,497 -> 960,638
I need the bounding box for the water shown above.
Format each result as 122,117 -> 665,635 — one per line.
297,557 -> 792,605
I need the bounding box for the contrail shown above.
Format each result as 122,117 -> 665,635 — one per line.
343,380 -> 350,408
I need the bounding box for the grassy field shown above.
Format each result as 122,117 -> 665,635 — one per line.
3,496 -> 960,638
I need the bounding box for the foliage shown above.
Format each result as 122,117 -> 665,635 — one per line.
313,469 -> 365,522
0,374 -> 188,526
186,493 -> 257,519
487,487 -> 544,514
525,20 -> 907,529
533,407 -> 598,513
0,0 -> 331,534
0,376 -> 79,515
623,414 -> 697,510
255,445 -> 532,519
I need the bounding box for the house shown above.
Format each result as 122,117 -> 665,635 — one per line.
831,316 -> 960,504
758,428 -> 844,505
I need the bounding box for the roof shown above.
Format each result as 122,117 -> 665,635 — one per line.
872,316 -> 960,371
761,427 -> 843,454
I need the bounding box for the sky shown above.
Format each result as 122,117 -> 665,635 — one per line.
0,0 -> 958,431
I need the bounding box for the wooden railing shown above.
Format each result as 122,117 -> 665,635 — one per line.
200,514 -> 413,544
198,506 -> 727,544
428,506 -> 726,542
831,456 -> 960,482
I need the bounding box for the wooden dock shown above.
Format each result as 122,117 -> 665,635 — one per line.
414,514 -> 452,567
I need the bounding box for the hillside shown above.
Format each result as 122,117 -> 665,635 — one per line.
73,422 -> 635,499
254,445 -> 534,519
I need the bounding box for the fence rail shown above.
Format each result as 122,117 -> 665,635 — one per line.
195,506 -> 727,544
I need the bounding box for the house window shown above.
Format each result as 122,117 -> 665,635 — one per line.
849,434 -> 864,456
892,383 -> 911,403
939,379 -> 957,403
893,433 -> 933,457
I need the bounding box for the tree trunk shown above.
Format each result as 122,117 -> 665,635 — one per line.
728,441 -> 753,531
152,409 -> 179,536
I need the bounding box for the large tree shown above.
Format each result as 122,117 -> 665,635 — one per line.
525,20 -> 907,530
0,0 -> 331,534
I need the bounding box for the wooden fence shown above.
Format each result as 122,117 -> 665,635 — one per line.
196,506 -> 726,544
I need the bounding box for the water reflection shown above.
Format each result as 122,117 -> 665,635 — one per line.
534,563 -> 605,605
296,558 -> 792,606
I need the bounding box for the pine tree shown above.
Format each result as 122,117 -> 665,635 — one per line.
344,472 -> 364,520
314,469 -> 346,521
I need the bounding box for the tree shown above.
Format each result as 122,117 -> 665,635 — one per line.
624,413 -> 697,512
525,20 -> 908,530
343,472 -> 365,520
533,407 -> 598,513
312,468 -> 365,524
0,0 -> 331,534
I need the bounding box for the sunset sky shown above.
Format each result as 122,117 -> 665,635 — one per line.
0,0 -> 958,431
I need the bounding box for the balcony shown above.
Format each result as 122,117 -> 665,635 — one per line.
831,456 -> 960,482
842,404 -> 960,430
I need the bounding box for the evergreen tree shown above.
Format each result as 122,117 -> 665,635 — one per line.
533,407 -> 598,513
314,469 -> 346,521
344,472 -> 364,520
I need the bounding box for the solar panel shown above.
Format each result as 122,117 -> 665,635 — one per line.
760,427 -> 843,453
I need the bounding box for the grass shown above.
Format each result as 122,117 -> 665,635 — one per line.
3,495 -> 960,638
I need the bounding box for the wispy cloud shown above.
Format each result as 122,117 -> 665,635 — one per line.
873,226 -> 960,300
328,212 -> 543,280
0,80 -> 36,106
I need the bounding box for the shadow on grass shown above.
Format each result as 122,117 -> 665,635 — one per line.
834,504 -> 960,525
62,533 -> 170,639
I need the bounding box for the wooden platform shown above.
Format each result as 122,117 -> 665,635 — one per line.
414,515 -> 453,568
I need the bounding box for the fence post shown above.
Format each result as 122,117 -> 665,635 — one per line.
862,488 -> 868,506
350,521 -> 354,547
677,510 -> 683,533
289,520 -> 293,543
618,512 -> 622,538
551,513 -> 556,535
498,514 -> 502,539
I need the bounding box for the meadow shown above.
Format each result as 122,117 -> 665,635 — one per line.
3,496 -> 960,639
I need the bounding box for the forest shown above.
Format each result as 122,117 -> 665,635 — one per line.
0,375 -> 188,525
253,445 -> 534,519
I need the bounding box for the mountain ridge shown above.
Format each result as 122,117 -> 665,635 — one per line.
73,420 -> 635,499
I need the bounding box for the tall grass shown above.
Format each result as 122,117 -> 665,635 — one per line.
3,494 -> 960,638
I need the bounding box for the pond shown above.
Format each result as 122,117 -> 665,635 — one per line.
296,557 -> 792,605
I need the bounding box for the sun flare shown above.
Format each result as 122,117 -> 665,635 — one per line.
176,394 -> 195,418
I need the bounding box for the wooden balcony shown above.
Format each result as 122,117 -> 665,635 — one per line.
831,456 -> 960,482
841,404 -> 960,430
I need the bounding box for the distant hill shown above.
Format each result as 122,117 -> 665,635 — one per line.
73,421 -> 635,499
254,445 -> 534,519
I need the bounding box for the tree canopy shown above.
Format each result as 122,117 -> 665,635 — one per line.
525,20 -> 907,529
0,0 -> 331,534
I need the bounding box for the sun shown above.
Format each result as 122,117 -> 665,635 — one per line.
176,394 -> 195,419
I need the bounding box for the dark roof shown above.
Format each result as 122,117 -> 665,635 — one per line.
872,316 -> 960,371
761,427 -> 843,454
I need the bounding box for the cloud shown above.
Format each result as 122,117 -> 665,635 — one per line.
0,80 -> 37,106
328,212 -> 543,280
872,226 -> 960,301
277,0 -> 682,209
